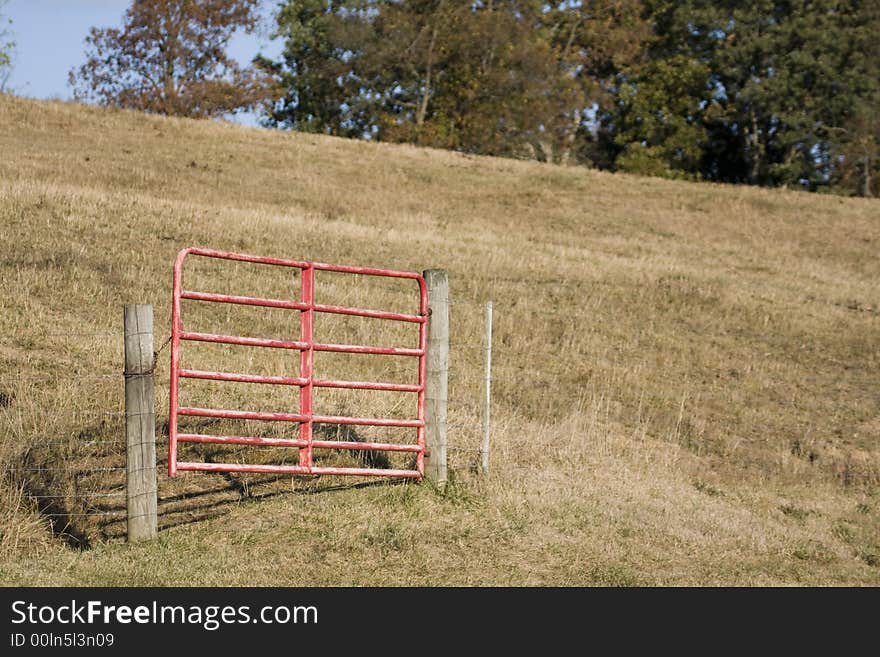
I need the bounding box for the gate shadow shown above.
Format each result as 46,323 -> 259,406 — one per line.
96,476 -> 406,537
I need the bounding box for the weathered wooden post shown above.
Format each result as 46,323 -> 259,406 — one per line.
124,304 -> 158,541
423,269 -> 448,483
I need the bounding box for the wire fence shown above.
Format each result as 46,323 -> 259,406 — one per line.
0,299 -> 503,542
1,328 -> 129,540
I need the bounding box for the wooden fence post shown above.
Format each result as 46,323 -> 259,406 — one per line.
124,304 -> 157,541
423,269 -> 448,483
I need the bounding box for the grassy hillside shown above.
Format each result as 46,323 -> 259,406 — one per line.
0,94 -> 878,585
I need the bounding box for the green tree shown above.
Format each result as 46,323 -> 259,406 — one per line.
258,0 -> 373,136
535,0 -> 647,163
833,96 -> 880,198
263,1 -> 647,162
70,0 -> 278,118
0,0 -> 15,93
364,1 -> 572,158
613,55 -> 712,179
636,0 -> 880,192
824,2 -> 879,197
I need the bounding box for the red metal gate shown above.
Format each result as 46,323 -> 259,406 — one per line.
168,247 -> 427,479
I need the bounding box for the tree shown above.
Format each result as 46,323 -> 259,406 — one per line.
263,1 -> 647,162
825,2 -> 880,197
69,0 -> 278,118
635,0 -> 880,192
258,0 -> 373,136
363,1 -> 572,158
613,54 -> 712,179
261,0 -> 557,151
832,97 -> 880,198
534,0 -> 648,163
0,0 -> 14,93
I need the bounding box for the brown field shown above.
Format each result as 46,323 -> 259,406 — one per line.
0,94 -> 878,585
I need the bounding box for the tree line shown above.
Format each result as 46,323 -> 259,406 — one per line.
27,1 -> 880,197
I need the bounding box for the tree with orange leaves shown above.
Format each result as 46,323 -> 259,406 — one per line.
70,0 -> 278,119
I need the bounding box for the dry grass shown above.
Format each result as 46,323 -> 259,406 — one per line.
0,94 -> 878,585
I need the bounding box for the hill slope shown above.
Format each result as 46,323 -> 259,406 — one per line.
0,95 -> 878,585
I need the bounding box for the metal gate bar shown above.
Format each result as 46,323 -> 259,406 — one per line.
168,247 -> 427,479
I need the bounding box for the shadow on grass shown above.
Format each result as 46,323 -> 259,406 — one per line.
95,476 -> 405,538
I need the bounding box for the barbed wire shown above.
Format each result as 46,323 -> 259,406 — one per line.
18,443 -> 126,449
0,374 -> 124,380
0,332 -> 122,338
2,466 -> 125,474
0,412 -> 126,420
25,492 -> 125,499
0,377 -> 171,385
39,511 -> 124,517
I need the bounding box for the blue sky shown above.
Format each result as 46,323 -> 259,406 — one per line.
2,0 -> 284,126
